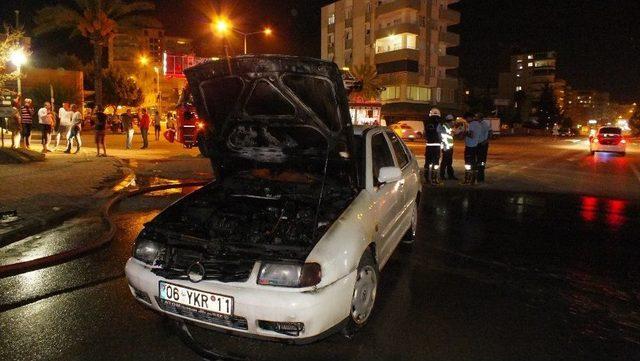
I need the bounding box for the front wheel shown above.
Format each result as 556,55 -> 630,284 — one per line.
343,251 -> 379,338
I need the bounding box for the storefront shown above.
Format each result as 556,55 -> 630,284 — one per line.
349,96 -> 382,126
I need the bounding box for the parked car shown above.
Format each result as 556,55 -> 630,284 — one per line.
124,55 -> 421,343
589,126 -> 626,155
389,123 -> 421,140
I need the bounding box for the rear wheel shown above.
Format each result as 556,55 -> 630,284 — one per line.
343,251 -> 378,338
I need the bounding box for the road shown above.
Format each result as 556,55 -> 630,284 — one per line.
0,136 -> 639,361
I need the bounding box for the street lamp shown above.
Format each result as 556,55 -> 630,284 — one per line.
212,18 -> 273,55
10,47 -> 27,95
139,55 -> 150,66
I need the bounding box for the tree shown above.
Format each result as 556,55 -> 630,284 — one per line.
34,0 -> 160,107
630,111 -> 640,136
101,68 -> 143,111
350,63 -> 382,100
0,28 -> 26,88
536,84 -> 560,127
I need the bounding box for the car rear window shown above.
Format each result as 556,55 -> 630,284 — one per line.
599,127 -> 621,135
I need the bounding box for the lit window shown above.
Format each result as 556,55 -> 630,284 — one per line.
516,86 -> 522,91
527,54 -> 533,59
527,62 -> 534,67
516,73 -> 521,78
518,64 -> 523,70
381,86 -> 400,100
407,86 -> 431,102
375,33 -> 417,54
328,13 -> 335,25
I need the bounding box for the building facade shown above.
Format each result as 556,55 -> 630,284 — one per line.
498,51 -> 566,117
320,0 -> 461,121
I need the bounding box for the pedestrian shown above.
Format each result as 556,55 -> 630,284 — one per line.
462,112 -> 482,185
153,110 -> 162,141
424,108 -> 442,185
121,108 -> 134,149
139,107 -> 150,149
94,105 -> 108,157
476,114 -> 491,183
65,104 -> 83,153
20,98 -> 35,149
552,123 -> 560,140
7,100 -> 22,148
55,102 -> 72,150
437,114 -> 458,180
38,101 -> 54,153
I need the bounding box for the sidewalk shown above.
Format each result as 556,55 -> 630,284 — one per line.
0,130 -> 212,247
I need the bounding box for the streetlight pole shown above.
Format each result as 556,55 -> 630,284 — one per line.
232,29 -> 272,55
153,66 -> 161,113
10,48 -> 27,96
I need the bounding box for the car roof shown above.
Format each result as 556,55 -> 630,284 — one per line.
353,125 -> 387,136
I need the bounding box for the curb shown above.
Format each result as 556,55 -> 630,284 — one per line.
0,180 -> 211,278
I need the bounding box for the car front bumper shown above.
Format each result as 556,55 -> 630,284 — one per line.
125,258 -> 356,342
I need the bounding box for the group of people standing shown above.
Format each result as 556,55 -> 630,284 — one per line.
423,108 -> 491,186
5,96 -> 172,157
7,98 -> 83,153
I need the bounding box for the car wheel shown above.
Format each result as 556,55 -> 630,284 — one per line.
402,201 -> 418,244
343,251 -> 379,338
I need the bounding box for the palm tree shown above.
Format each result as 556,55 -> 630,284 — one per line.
34,0 -> 160,107
350,63 -> 382,100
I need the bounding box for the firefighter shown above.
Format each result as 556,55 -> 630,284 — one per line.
424,108 -> 442,185
462,112 -> 482,185
437,114 -> 457,180
476,114 -> 491,183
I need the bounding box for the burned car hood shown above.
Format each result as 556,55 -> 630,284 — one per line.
184,55 -> 359,186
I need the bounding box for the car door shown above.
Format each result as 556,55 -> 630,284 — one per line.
367,130 -> 404,268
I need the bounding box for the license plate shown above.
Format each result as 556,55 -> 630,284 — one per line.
159,281 -> 233,316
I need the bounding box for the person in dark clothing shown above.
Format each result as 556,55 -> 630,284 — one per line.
437,114 -> 458,180
476,115 -> 491,183
424,108 -> 442,185
94,106 -> 108,157
463,112 -> 482,185
20,98 -> 35,149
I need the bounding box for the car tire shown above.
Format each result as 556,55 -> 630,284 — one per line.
402,201 -> 418,244
342,250 -> 379,338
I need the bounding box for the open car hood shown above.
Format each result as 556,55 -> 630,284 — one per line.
184,55 -> 358,185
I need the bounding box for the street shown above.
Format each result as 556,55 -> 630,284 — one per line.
1,136 -> 639,361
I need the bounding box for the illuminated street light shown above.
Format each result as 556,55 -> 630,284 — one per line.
10,47 -> 28,95
212,18 -> 273,55
139,55 -> 150,66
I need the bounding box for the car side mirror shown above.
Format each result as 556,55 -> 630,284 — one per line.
378,166 -> 402,184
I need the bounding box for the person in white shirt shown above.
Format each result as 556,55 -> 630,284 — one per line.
38,102 -> 54,153
64,104 -> 83,154
55,102 -> 73,149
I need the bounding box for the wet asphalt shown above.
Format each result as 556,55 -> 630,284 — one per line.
1,185 -> 638,361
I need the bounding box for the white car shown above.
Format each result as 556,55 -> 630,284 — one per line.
590,126 -> 626,155
125,55 -> 421,343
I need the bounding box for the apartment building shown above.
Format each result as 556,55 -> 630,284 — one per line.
498,51 -> 566,112
320,0 -> 461,121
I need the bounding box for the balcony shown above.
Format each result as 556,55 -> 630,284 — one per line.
439,31 -> 460,46
345,38 -> 353,49
437,77 -> 459,89
375,48 -> 420,64
376,0 -> 420,15
439,8 -> 461,24
438,54 -> 459,68
375,22 -> 420,39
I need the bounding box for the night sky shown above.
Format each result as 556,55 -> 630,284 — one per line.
2,0 -> 639,102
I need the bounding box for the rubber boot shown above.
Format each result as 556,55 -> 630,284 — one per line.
430,168 -> 440,186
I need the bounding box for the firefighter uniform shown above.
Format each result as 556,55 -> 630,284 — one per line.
424,108 -> 442,185
437,115 -> 457,180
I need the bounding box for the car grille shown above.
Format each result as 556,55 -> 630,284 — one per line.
156,297 -> 248,330
152,247 -> 254,283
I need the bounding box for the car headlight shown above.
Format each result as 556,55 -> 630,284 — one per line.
133,239 -> 165,265
257,263 -> 321,288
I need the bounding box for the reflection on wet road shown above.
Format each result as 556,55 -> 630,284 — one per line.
1,189 -> 638,360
